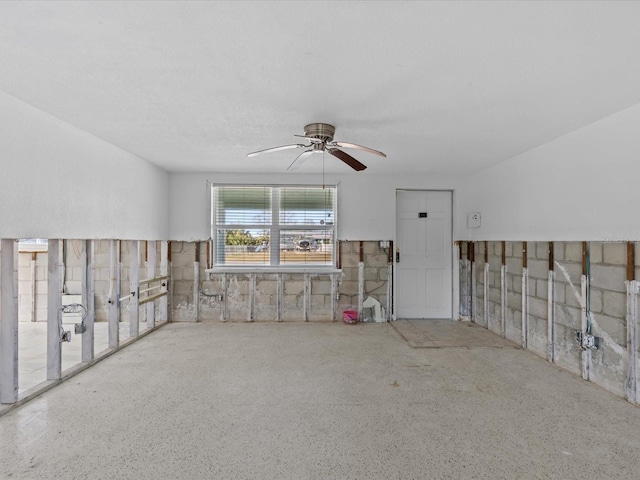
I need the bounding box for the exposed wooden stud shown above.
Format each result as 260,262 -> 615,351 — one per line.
522,241 -> 528,269
484,241 -> 488,263
304,273 -> 311,322
222,273 -> 228,322
483,259 -> 489,329
81,240 -> 95,362
207,240 -> 212,269
330,273 -> 337,321
627,242 -> 635,282
249,273 -> 256,322
146,241 -> 156,329
547,242 -> 555,363
501,241 -> 507,338
129,240 -> 140,337
582,241 -> 587,276
47,239 -> 62,381
358,260 -> 364,319
108,240 -> 120,349
193,244 -> 200,322
521,241 -> 528,348
0,239 -> 19,404
626,278 -> 639,404
277,273 -> 283,322
337,241 -> 342,269
30,252 -> 37,322
359,240 -> 364,263
470,243 -> 477,323
159,241 -> 169,323
581,273 -> 591,381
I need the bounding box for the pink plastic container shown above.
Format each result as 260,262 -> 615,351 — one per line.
343,310 -> 358,324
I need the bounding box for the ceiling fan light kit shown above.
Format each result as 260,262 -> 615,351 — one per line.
247,123 -> 386,171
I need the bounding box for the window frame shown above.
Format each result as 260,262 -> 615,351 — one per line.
210,183 -> 338,270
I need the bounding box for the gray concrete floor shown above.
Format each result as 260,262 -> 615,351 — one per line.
1,320 -> 639,479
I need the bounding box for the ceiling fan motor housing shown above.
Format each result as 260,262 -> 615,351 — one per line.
304,123 -> 335,143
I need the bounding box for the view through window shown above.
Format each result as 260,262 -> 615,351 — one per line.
212,185 -> 336,266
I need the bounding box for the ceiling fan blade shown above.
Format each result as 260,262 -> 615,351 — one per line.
332,141 -> 387,157
247,143 -> 309,157
287,149 -> 314,171
327,148 -> 367,171
294,135 -> 323,143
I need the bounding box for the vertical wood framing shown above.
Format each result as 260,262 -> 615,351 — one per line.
330,273 -> 337,321
500,241 -> 507,338
159,241 -> 169,323
30,252 -> 37,322
129,240 -> 140,337
521,242 -> 528,349
222,272 -> 228,322
580,241 -> 590,381
277,273 -> 283,322
0,239 -> 19,403
108,240 -> 120,349
193,243 -> 200,322
304,273 -> 311,322
626,279 -> 638,404
387,264 -> 393,322
626,242 -> 638,404
470,242 -> 476,323
146,241 -> 156,328
81,240 -> 95,362
483,261 -> 489,329
47,239 -> 62,380
249,273 -> 256,322
358,262 -> 364,318
547,242 -> 555,363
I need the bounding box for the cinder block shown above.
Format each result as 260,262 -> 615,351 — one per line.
365,280 -> 385,294
590,242 -> 603,264
564,284 -> 582,309
554,261 -> 582,285
364,268 -> 378,281
536,279 -> 548,300
535,242 -> 549,260
284,281 -> 304,295
339,281 -> 359,296
504,242 -> 513,257
339,241 -> 352,254
555,304 -> 581,329
528,259 -> 548,280
506,257 -> 521,272
592,313 -> 625,347
363,241 -> 378,254
565,243 -> 583,262
256,279 -> 278,295
602,290 -> 626,318
311,280 -> 331,295
529,297 -> 547,320
342,253 -> 360,268
602,242 -> 627,266
590,289 -> 603,314
366,253 -> 388,267
590,264 -> 625,293
507,292 -> 522,311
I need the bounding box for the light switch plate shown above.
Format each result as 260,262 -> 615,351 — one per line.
467,212 -> 481,228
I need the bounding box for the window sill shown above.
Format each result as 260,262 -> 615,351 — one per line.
205,267 -> 342,274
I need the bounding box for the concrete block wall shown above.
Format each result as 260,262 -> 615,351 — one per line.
504,241 -> 523,344
171,240 -> 390,322
17,250 -> 48,322
461,239 -> 640,404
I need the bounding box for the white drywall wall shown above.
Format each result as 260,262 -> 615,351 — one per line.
0,92 -> 169,240
169,172 -> 460,241
458,102 -> 640,241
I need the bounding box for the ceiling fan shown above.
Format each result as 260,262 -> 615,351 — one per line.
247,123 -> 386,171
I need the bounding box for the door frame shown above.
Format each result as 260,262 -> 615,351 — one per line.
393,189 -> 457,320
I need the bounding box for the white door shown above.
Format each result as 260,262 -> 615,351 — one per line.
395,190 -> 452,318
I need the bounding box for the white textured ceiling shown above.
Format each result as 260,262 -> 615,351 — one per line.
1,1 -> 640,174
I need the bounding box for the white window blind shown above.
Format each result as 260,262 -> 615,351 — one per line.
212,185 -> 336,267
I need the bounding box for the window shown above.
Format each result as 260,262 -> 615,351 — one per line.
212,185 -> 336,267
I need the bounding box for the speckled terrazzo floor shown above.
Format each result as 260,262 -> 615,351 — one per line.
1,321 -> 639,479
